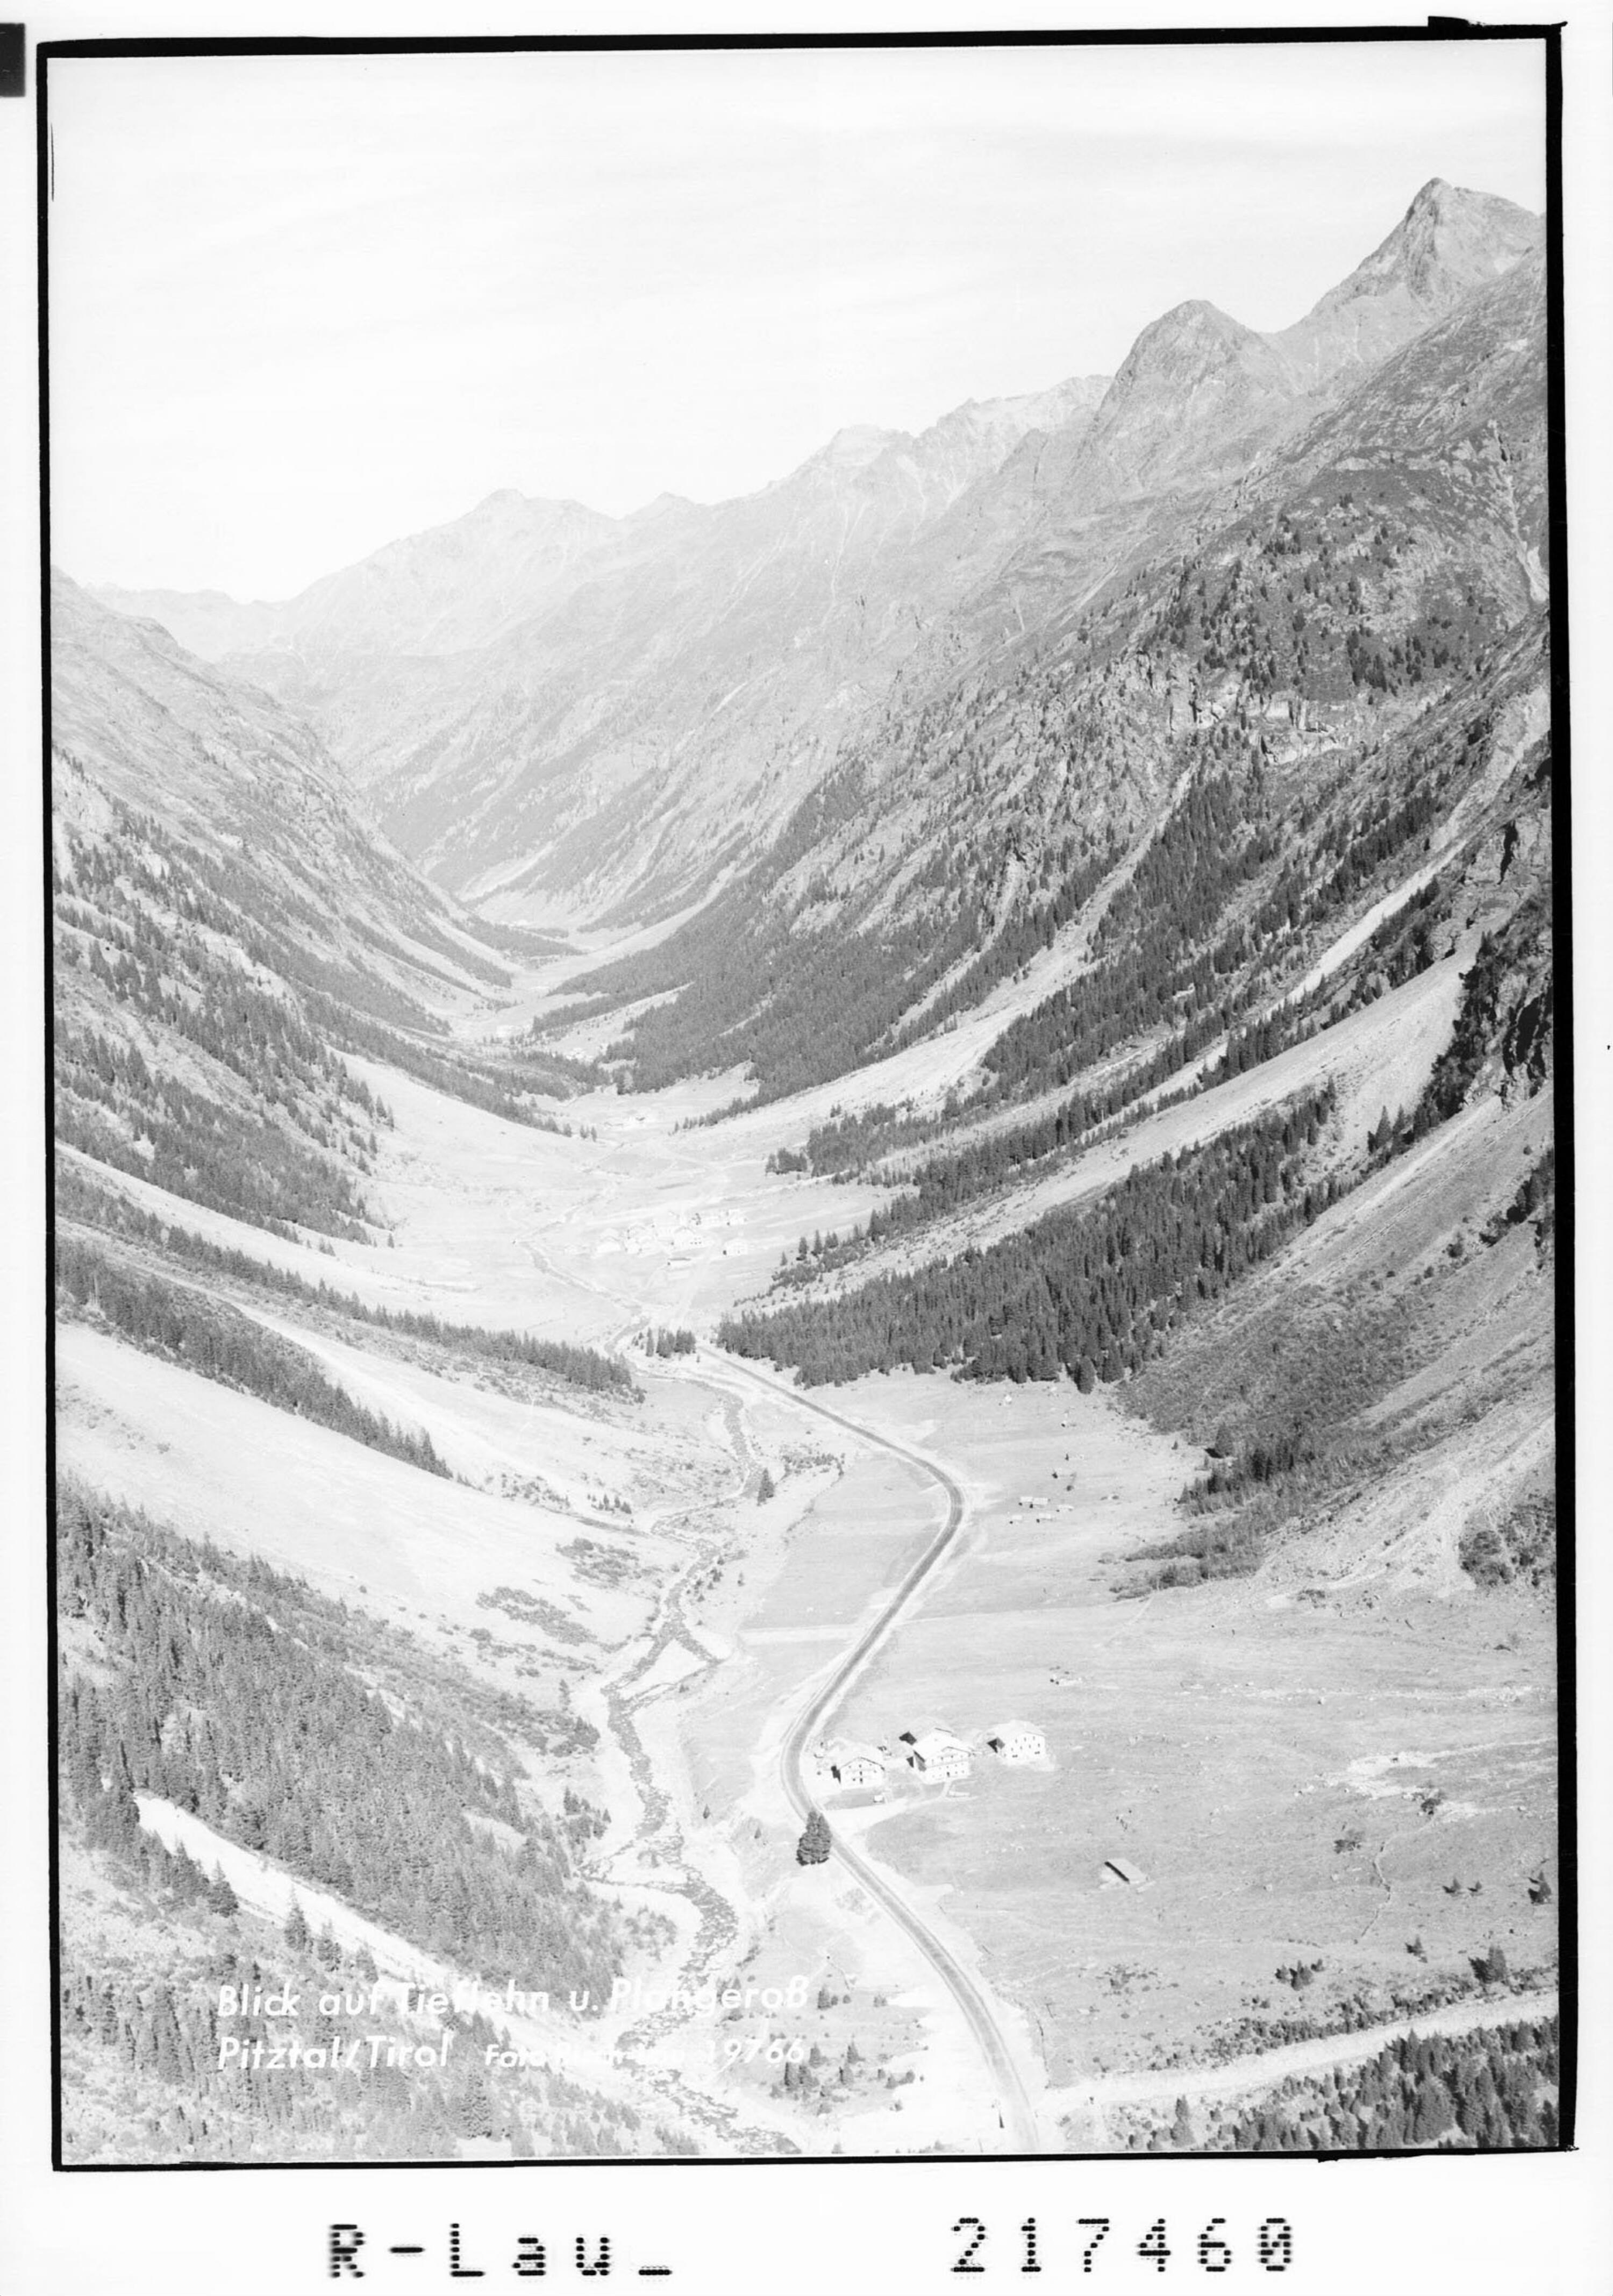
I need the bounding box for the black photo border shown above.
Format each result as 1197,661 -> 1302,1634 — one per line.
37,17 -> 1572,2177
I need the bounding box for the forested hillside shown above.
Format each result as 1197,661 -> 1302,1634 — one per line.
58,1159 -> 636,1399
1232,2016 -> 1559,2150
53,577 -> 596,1247
58,1902 -> 694,2163
555,751 -> 1132,1106
54,761 -> 588,1240
58,1482 -> 622,1991
1126,914 -> 1553,1589
720,1093 -> 1340,1387
55,1499 -> 698,2162
50,574 -> 683,2162
761,646 -> 1547,1335
55,1237 -> 451,1475
1131,2017 -> 1560,2153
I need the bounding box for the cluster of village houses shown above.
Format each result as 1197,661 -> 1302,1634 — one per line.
810,1719 -> 1048,1798
807,1718 -> 1152,1889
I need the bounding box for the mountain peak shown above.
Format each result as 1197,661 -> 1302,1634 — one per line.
1364,176 -> 1539,291
1277,178 -> 1542,388
1408,175 -> 1454,209
1126,299 -> 1267,363
1164,297 -> 1240,324
466,488 -> 609,527
629,490 -> 696,520
1063,297 -> 1298,506
1114,298 -> 1286,396
816,423 -> 904,470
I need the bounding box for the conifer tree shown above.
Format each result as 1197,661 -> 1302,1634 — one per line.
795,1810 -> 832,1866
454,2070 -> 495,2142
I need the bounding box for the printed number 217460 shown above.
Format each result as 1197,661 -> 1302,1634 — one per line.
950,2217 -> 1295,2276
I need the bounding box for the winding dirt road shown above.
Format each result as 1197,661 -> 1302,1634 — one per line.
698,1347 -> 1045,2154
522,1203 -> 1044,2150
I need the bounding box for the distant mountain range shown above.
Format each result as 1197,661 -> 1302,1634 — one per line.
89,178 -> 1543,932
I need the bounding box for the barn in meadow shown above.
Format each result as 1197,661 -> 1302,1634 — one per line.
1101,1855 -> 1150,1888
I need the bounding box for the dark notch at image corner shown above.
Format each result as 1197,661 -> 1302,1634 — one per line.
0,25 -> 26,99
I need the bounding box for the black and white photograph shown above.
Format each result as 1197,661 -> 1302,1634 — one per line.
6,7 -> 1609,2285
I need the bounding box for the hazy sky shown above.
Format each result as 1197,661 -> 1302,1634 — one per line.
47,38 -> 1546,600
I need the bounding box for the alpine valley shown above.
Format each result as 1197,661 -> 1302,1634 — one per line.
55,179 -> 1561,2163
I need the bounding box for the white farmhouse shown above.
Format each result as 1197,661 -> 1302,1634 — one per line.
827,1742 -> 888,1791
903,1729 -> 972,1781
986,1721 -> 1046,1764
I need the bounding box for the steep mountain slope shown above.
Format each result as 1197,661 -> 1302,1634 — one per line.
52,574 -> 586,1244
1014,298 -> 1306,522
270,374 -> 1114,915
558,241 -> 1546,1132
1272,176 -> 1545,390
53,573 -> 504,985
49,581 -> 727,2165
695,218 -> 1555,1664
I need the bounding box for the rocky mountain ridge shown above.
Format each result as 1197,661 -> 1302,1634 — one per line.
96,374 -> 1115,676
556,229 -> 1548,1120
85,180 -> 1542,945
